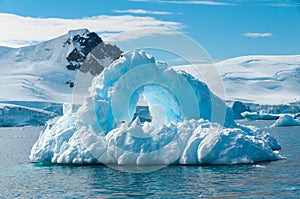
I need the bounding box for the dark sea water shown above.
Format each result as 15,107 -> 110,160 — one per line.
0,121 -> 299,198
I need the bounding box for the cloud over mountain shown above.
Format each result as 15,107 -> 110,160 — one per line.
0,13 -> 182,47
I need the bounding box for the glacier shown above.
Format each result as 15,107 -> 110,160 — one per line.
214,55 -> 300,105
30,50 -> 282,165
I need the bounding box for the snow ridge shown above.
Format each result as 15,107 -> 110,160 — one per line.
0,29 -> 122,103
175,55 -> 300,105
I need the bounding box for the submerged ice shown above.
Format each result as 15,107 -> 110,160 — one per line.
30,50 -> 282,165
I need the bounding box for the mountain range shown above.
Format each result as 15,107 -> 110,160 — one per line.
0,28 -> 299,126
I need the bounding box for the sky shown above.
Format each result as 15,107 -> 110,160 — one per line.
0,0 -> 299,61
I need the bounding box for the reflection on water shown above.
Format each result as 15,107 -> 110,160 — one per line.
0,122 -> 299,198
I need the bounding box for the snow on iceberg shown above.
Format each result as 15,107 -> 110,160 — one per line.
271,114 -> 300,127
30,50 -> 282,165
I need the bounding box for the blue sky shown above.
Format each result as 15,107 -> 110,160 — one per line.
0,0 -> 299,60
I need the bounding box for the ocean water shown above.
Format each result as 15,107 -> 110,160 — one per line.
0,121 -> 299,198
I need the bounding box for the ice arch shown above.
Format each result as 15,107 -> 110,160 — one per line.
128,84 -> 182,125
111,64 -> 201,125
92,50 -> 234,134
30,50 -> 281,166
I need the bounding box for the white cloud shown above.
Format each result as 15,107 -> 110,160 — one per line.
242,32 -> 273,38
0,13 -> 182,47
106,28 -> 177,43
113,9 -> 173,15
131,0 -> 234,6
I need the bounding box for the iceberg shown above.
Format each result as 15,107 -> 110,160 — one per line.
241,111 -> 280,120
0,103 -> 57,127
30,50 -> 282,165
271,114 -> 300,127
229,101 -> 251,119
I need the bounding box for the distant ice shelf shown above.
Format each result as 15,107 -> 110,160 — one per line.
227,100 -> 300,120
0,103 -> 58,127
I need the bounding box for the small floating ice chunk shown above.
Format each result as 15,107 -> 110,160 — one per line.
251,164 -> 267,169
271,114 -> 300,127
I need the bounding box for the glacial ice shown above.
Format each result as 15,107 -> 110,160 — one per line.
30,50 -> 282,165
0,103 -> 58,127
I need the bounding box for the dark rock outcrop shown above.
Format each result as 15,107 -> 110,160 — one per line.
231,101 -> 251,119
65,30 -> 122,76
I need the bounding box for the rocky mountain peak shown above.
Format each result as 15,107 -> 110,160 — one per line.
64,29 -> 122,76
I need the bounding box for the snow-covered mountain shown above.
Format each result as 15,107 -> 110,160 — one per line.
0,29 -> 122,103
0,29 -> 299,126
1,29 -> 298,106
175,55 -> 300,105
